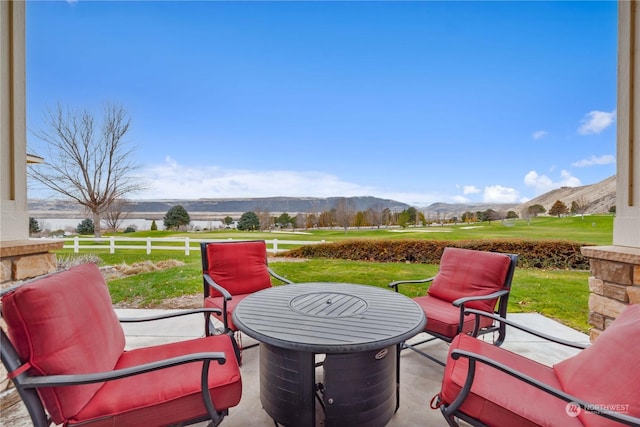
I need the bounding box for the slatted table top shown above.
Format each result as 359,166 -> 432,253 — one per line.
232,282 -> 426,353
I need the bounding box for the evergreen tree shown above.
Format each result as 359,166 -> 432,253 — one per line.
237,211 -> 260,231
163,205 -> 191,230
77,218 -> 95,235
150,219 -> 158,230
276,212 -> 292,228
29,217 -> 41,235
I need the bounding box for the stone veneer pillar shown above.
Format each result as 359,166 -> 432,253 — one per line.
581,246 -> 640,342
581,2 -> 640,342
0,240 -> 63,286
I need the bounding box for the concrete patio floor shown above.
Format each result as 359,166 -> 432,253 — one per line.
2,310 -> 589,427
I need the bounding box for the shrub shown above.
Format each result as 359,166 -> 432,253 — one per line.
57,254 -> 102,270
285,239 -> 593,270
124,226 -> 136,233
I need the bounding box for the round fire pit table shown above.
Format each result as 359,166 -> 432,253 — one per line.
232,282 -> 426,427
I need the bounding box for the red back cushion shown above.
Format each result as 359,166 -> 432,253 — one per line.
553,304 -> 640,427
2,263 -> 125,424
427,247 -> 512,312
204,241 -> 272,297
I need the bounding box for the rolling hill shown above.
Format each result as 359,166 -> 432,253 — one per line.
513,175 -> 616,216
28,176 -> 616,220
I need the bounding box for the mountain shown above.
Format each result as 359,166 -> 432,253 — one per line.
513,175 -> 616,215
28,196 -> 410,220
27,176 -> 617,220
414,175 -> 616,219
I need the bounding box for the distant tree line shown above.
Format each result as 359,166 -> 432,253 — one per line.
30,194 -> 616,237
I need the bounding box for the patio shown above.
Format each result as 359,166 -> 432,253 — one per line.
2,309 -> 589,427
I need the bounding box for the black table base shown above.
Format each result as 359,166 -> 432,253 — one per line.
260,344 -> 316,426
260,343 -> 398,427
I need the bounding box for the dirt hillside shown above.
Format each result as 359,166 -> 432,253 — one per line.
514,175 -> 615,216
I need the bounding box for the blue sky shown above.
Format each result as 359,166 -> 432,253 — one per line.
26,1 -> 618,207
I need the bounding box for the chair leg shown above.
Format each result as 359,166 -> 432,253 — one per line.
403,341 -> 446,367
229,331 -> 242,364
440,406 -> 462,427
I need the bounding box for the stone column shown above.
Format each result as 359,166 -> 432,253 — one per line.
581,2 -> 640,342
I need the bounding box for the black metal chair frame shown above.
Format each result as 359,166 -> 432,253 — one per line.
1,298 -> 232,427
389,253 -> 518,366
200,241 -> 293,358
435,309 -> 640,427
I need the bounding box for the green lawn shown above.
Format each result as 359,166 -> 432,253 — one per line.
100,214 -> 614,246
58,214 -> 607,333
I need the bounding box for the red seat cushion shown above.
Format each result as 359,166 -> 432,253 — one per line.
413,295 -> 494,339
2,264 -> 125,424
69,334 -> 242,426
441,334 -> 583,427
554,304 -> 640,427
204,241 -> 272,297
428,248 -> 511,313
205,294 -> 250,331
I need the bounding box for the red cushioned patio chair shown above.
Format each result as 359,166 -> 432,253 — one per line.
0,263 -> 242,427
433,305 -> 640,427
389,247 -> 518,365
201,240 -> 293,353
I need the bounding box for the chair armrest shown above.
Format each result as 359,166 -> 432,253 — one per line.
119,308 -> 222,323
452,289 -> 509,307
20,351 -> 230,424
451,290 -> 509,337
204,275 -> 233,300
268,267 -> 294,285
388,276 -> 435,292
463,308 -> 589,350
448,349 -> 640,426
20,352 -> 227,388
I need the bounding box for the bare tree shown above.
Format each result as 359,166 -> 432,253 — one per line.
253,206 -> 272,231
366,204 -> 385,229
571,196 -> 590,219
334,198 -> 355,234
29,104 -> 145,237
103,198 -> 131,232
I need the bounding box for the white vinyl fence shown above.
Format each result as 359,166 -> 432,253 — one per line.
59,237 -> 325,255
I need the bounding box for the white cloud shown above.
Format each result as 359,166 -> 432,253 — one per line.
139,158 -> 369,199
578,110 -> 616,135
532,130 -> 548,140
463,185 -> 481,195
134,157 -> 447,206
524,170 -> 582,194
482,185 -> 521,203
571,154 -> 615,167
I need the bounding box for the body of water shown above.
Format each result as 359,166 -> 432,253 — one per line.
35,218 -> 227,232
